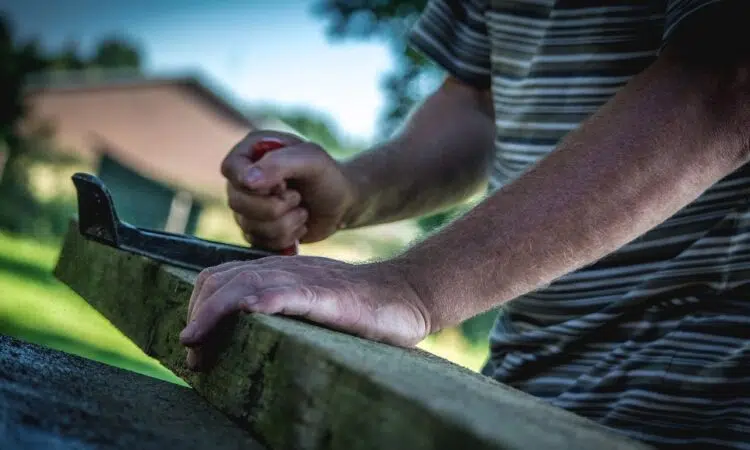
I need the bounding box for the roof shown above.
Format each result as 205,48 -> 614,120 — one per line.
24,68 -> 256,129
22,68 -> 301,200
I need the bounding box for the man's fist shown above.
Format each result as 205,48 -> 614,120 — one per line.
221,131 -> 357,250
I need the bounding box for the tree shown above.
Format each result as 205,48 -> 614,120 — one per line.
0,13 -> 47,219
250,104 -> 366,159
314,2 -> 464,233
270,108 -> 348,153
0,12 -> 143,236
312,0 -> 441,138
0,14 -> 45,146
91,37 -> 141,69
48,41 -> 86,71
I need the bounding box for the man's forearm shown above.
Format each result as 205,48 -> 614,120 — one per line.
398,44 -> 750,333
341,77 -> 496,229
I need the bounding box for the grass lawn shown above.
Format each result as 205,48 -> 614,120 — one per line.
0,230 -> 490,384
0,231 -> 185,385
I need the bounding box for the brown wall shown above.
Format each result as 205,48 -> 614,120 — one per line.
24,82 -> 253,199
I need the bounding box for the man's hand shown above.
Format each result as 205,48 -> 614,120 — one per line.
221,131 -> 357,250
179,257 -> 431,371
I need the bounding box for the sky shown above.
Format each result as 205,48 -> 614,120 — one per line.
1,0 -> 397,143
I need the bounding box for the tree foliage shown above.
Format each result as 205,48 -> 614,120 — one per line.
91,37 -> 141,69
0,12 -> 142,145
0,12 -> 142,236
270,108 -> 352,154
0,15 -> 45,148
312,0 -> 441,138
313,2 -> 464,235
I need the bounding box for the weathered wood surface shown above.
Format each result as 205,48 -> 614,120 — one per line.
0,334 -> 264,450
54,222 -> 653,450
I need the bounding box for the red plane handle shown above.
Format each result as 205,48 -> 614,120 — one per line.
249,138 -> 299,256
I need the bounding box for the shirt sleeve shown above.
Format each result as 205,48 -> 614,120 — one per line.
407,0 -> 492,89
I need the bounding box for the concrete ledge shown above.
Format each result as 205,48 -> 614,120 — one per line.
54,222 -> 652,450
0,334 -> 264,450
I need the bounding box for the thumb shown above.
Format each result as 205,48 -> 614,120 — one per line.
221,132 -> 304,189
242,142 -> 330,191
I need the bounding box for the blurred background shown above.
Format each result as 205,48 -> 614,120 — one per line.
0,0 -> 497,384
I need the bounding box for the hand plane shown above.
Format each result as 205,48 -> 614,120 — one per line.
71,172 -> 285,272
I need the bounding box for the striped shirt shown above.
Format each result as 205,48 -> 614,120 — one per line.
409,1 -> 750,448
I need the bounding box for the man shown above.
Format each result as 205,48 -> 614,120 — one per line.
180,0 -> 750,447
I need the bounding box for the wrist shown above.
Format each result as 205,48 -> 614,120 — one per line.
339,158 -> 371,229
369,258 -> 436,339
390,251 -> 446,335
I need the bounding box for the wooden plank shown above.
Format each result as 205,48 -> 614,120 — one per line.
0,334 -> 264,450
54,221 -> 653,450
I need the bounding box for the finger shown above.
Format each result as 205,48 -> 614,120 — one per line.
181,264 -> 306,346
221,133 -> 304,189
241,286 -> 313,317
188,262 -> 245,320
227,186 -> 301,221
298,219 -> 342,244
240,207 -> 308,243
239,143 -> 332,192
250,225 -> 308,251
181,268 -> 262,346
246,286 -> 363,337
187,261 -> 252,323
185,314 -> 238,372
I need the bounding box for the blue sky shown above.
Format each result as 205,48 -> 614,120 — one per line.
1,0 -> 398,143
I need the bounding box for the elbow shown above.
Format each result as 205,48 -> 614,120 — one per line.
705,68 -> 750,167
658,1 -> 750,166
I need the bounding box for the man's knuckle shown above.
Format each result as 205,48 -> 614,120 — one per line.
240,269 -> 261,285
298,284 -> 315,300
287,190 -> 302,206
262,220 -> 291,239
264,226 -> 283,240
202,274 -> 222,292
221,148 -> 245,176
259,155 -> 283,176
267,201 -> 286,219
226,191 -> 242,212
201,300 -> 221,318
282,212 -> 304,229
220,155 -> 234,178
196,269 -> 213,286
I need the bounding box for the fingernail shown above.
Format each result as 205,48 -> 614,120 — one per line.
245,167 -> 262,185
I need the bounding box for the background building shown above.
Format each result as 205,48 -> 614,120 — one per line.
22,70 -> 299,235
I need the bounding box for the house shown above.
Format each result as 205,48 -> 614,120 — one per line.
21,69 -> 299,235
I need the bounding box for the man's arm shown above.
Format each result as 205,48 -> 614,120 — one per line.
222,0 -> 494,247
398,5 -> 750,333
180,2 -> 750,358
220,76 -> 495,248
341,76 -> 496,229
